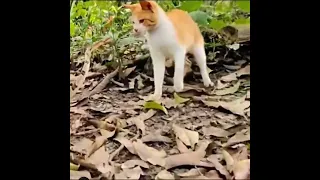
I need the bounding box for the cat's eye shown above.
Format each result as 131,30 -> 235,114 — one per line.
139,19 -> 145,23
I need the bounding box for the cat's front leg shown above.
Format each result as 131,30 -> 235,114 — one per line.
173,49 -> 187,92
148,49 -> 165,101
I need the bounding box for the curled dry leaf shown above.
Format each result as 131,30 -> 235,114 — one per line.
213,81 -> 241,96
133,139 -> 167,166
233,159 -> 250,180
141,133 -> 172,143
222,149 -> 234,172
70,170 -> 91,179
121,159 -> 149,169
176,167 -> 207,177
164,140 -> 209,169
86,129 -> 115,158
172,124 -> 199,149
207,154 -> 231,179
202,126 -> 232,137
224,131 -> 250,147
114,135 -> 136,154
155,170 -> 175,180
127,110 -> 156,135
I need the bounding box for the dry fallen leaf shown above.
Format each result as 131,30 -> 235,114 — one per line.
123,66 -> 136,77
235,65 -> 250,77
141,132 -> 173,143
233,159 -> 250,180
176,138 -> 191,153
71,138 -> 93,154
207,154 -> 231,179
86,129 -> 115,157
176,167 -> 207,177
220,73 -> 237,82
224,131 -> 250,147
203,95 -> 250,116
85,145 -> 109,166
114,135 -> 136,154
70,170 -> 91,179
172,124 -> 199,149
216,80 -> 230,89
202,126 -> 232,137
164,140 -> 209,169
126,110 -> 156,135
222,149 -> 234,172
133,139 -> 167,166
122,166 -> 145,179
232,146 -> 248,161
205,170 -> 222,179
213,81 -> 241,96
155,170 -> 175,180
121,159 -> 149,169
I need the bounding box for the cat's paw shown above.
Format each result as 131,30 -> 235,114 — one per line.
174,82 -> 184,92
203,79 -> 214,87
146,93 -> 162,102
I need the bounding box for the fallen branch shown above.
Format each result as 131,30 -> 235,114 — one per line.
89,67 -> 119,97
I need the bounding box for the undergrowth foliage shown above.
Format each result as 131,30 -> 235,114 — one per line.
70,0 -> 250,61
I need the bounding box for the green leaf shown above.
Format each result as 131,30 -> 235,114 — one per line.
236,1 -> 250,13
70,163 -> 79,170
174,93 -> 190,104
144,101 -> 168,115
189,11 -> 210,26
70,22 -> 76,37
210,20 -> 227,30
234,18 -> 250,25
180,1 -> 203,12
215,0 -> 232,14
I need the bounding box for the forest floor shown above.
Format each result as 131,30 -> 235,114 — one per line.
70,30 -> 250,180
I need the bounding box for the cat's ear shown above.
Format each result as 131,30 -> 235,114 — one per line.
123,4 -> 137,11
139,1 -> 153,12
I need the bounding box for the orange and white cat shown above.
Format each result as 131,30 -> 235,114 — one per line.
124,0 -> 213,100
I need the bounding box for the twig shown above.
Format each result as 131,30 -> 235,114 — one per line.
89,67 -> 119,97
108,133 -> 140,163
111,79 -> 124,87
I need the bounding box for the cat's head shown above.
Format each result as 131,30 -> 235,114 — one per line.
124,1 -> 159,37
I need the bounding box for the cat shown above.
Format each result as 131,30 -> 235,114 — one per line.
124,0 -> 213,101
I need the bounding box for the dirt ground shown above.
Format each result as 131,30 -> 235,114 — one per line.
70,34 -> 250,180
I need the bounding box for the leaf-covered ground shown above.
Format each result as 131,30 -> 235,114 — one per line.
70,29 -> 250,180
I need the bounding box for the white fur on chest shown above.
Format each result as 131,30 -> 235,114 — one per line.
146,13 -> 183,58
